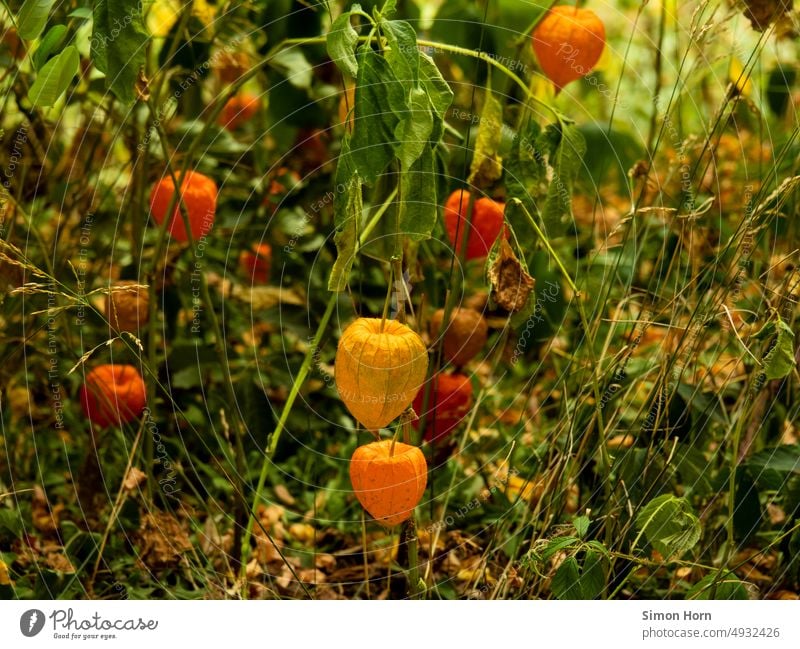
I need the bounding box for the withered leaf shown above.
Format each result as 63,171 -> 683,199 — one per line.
137,511 -> 192,569
488,238 -> 535,312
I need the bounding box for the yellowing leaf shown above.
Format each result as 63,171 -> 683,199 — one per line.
729,57 -> 753,97
146,0 -> 180,37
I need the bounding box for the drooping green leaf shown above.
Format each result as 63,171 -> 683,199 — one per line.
32,24 -> 67,70
90,0 -> 148,104
635,494 -> 701,559
418,51 -> 453,118
687,571 -> 751,600
398,143 -> 437,241
27,45 -> 79,107
541,122 -> 586,237
394,86 -> 433,169
550,556 -> 581,599
579,550 -> 607,599
326,9 -> 360,79
350,49 -> 406,184
380,18 -> 419,84
329,139 -> 362,292
551,552 -> 606,600
468,91 -> 503,189
763,318 -> 796,380
540,536 -> 579,562
17,0 -> 55,40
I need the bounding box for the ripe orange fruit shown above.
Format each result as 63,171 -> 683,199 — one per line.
335,318 -> 429,431
218,92 -> 260,130
532,5 -> 606,92
149,170 -> 218,243
239,242 -> 272,284
412,372 -> 473,443
80,364 -> 147,428
105,281 -> 149,333
443,189 -> 505,260
349,440 -> 427,526
429,306 -> 488,367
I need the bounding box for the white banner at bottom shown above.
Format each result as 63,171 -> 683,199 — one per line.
1,600 -> 797,648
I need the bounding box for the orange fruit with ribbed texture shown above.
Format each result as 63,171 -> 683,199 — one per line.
444,189 -> 505,260
218,92 -> 260,130
335,318 -> 429,430
349,440 -> 427,526
430,306 -> 488,366
532,6 -> 606,92
149,170 -> 218,243
105,281 -> 149,333
80,364 -> 146,428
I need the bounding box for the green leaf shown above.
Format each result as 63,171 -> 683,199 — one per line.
550,556 -> 581,599
748,444 -> 800,474
394,86 -> 433,169
68,7 -> 93,19
17,0 -> 55,40
350,49 -> 406,184
0,509 -> 22,542
746,444 -> 800,491
27,45 -> 79,107
380,18 -> 419,84
763,318 -> 796,380
90,0 -> 148,104
418,51 -> 453,118
270,49 -> 313,89
688,571 -> 750,600
398,143 -> 437,241
573,515 -> 590,538
541,122 -> 586,237
540,536 -> 579,562
672,444 -> 714,496
579,550 -> 607,599
635,494 -> 701,559
468,91 -> 504,189
326,9 -> 360,79
551,552 -> 606,600
329,139 -> 362,292
32,24 -> 67,70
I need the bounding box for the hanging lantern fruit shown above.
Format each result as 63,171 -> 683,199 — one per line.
532,5 -> 606,92
349,440 -> 427,526
335,318 -> 429,430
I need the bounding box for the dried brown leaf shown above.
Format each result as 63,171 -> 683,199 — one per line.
488,238 -> 535,312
